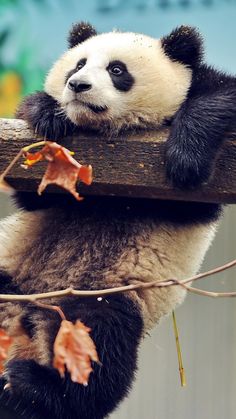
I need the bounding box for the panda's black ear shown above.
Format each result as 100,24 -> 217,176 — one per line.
161,26 -> 203,67
68,22 -> 97,48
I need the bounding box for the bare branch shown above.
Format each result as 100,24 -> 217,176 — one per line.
0,259 -> 235,303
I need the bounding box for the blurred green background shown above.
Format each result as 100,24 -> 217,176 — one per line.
1,1 -> 236,419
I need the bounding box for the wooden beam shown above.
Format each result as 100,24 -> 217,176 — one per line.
0,118 -> 236,204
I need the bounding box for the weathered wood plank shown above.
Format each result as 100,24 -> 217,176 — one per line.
0,118 -> 236,204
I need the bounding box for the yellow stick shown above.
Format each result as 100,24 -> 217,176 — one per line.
172,310 -> 186,387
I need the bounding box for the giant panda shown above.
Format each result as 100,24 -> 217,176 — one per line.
0,21 -> 235,419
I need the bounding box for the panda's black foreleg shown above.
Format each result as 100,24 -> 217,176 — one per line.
16,91 -> 75,140
0,294 -> 143,419
0,360 -> 108,419
165,89 -> 236,188
0,360 -> 68,419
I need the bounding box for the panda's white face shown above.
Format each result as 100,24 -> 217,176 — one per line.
45,31 -> 192,132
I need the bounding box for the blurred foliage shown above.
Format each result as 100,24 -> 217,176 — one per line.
0,71 -> 22,116
0,0 -> 46,117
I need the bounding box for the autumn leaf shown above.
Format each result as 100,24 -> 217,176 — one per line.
53,319 -> 99,385
23,150 -> 43,166
0,328 -> 13,373
24,142 -> 93,200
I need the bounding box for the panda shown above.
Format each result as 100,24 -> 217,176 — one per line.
0,21 -> 235,419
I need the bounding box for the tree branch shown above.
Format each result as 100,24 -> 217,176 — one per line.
0,258 -> 235,303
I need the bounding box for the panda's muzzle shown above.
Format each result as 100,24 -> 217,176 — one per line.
67,78 -> 108,114
68,80 -> 92,93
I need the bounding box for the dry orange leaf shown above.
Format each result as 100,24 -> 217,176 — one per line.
53,319 -> 99,386
24,142 -> 93,200
0,328 -> 13,373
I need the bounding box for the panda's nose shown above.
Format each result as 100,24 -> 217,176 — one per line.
68,80 -> 92,93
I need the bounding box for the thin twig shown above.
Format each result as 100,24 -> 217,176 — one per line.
0,141 -> 46,183
0,258 -> 235,303
181,258 -> 236,285
22,141 -> 46,152
176,281 -> 236,298
34,301 -> 66,320
0,149 -> 24,181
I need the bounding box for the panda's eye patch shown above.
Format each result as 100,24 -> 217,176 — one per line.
107,60 -> 134,92
65,58 -> 87,85
107,61 -> 126,76
76,58 -> 87,70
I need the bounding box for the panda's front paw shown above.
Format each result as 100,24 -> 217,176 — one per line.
4,359 -> 40,392
16,92 -> 74,140
34,113 -> 70,140
0,359 -> 63,418
165,144 -> 211,189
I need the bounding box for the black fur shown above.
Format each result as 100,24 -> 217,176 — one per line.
68,22 -> 97,48
86,103 -> 108,114
0,271 -> 21,294
16,91 -> 76,140
65,58 -> 87,85
107,60 -> 135,92
15,192 -> 222,225
0,295 -> 143,419
65,68 -> 79,85
165,65 -> 236,188
161,25 -> 203,68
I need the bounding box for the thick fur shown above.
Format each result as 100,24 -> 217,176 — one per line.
161,25 -> 203,68
68,22 -> 97,48
0,197 -> 218,418
165,65 -> 236,187
16,91 -> 76,140
1,22 -> 235,418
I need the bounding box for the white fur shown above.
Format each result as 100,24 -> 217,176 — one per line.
0,211 -> 45,274
45,31 -> 192,130
0,211 -> 218,332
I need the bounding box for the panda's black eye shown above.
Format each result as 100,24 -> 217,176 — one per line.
107,61 -> 126,77
109,65 -> 124,76
76,58 -> 87,70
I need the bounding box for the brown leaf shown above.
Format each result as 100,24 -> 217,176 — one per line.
53,320 -> 99,385
0,328 -> 13,373
24,142 -> 92,200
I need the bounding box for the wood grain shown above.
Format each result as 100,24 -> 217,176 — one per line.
0,118 -> 236,203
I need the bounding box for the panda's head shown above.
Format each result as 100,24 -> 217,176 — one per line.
45,22 -> 203,133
